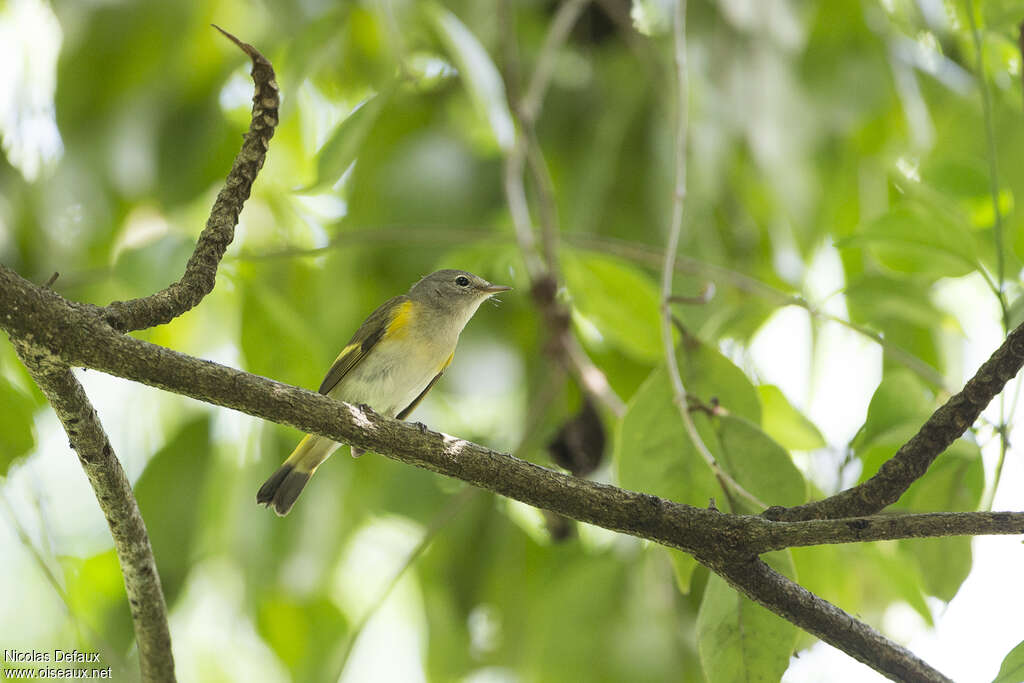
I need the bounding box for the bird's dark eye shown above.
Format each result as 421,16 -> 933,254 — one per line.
455,276 -> 470,287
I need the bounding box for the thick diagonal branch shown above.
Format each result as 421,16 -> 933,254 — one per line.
104,27 -> 278,333
12,346 -> 174,683
765,319 -> 1024,522
0,28 -> 280,683
708,556 -> 951,683
3,265 -> 1021,683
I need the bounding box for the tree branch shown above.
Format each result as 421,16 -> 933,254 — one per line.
10,346 -> 174,683
3,263 -> 1022,682
766,317 -> 1024,521
708,557 -> 952,683
103,27 -> 278,333
3,19 -> 1020,682
501,0 -> 627,417
659,0 -> 764,511
747,510 -> 1024,554
0,28 -> 280,682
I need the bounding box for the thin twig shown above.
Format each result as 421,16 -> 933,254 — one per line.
524,127 -> 562,278
965,0 -> 1009,328
503,0 -> 625,417
332,366 -> 566,678
659,0 -> 764,511
333,487 -> 479,679
519,0 -> 590,124
966,0 -> 1014,509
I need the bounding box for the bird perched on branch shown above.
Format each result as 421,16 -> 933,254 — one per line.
257,269 -> 511,516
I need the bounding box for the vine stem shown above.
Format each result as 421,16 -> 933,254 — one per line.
659,0 -> 765,511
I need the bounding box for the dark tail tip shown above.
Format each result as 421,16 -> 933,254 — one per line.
256,463 -> 312,516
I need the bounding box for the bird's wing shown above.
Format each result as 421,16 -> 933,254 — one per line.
318,295 -> 412,396
395,351 -> 454,420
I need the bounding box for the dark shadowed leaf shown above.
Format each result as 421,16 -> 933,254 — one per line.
134,416 -> 213,606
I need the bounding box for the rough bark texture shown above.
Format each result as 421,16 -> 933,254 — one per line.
6,263 -> 1024,682
103,28 -> 278,333
708,557 -> 953,683
0,28 -> 279,683
3,22 -> 1022,683
12,349 -> 175,682
764,317 -> 1024,522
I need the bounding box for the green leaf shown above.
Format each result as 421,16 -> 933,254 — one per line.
845,274 -> 948,330
711,415 -> 807,508
897,439 -> 984,601
921,158 -> 1013,231
852,368 -> 933,451
257,595 -> 348,682
677,341 -> 761,424
669,550 -> 698,594
869,542 -> 934,625
304,92 -> 389,193
134,416 -> 213,606
62,550 -> 135,652
615,340 -> 763,508
0,375 -> 35,476
993,640 -> 1024,683
614,366 -> 719,507
696,551 -> 798,683
563,251 -> 664,363
616,337 -> 800,518
838,207 -> 980,279
791,542 -> 933,630
843,276 -> 948,375
426,3 -> 514,151
757,385 -> 825,451
857,424 -> 983,601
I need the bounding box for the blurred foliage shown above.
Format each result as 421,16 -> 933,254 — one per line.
2,0 -> 1023,681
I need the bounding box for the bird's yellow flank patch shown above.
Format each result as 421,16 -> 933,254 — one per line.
386,300 -> 415,337
438,351 -> 454,374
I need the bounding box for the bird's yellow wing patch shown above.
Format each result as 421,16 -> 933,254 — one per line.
318,296 -> 411,395
385,300 -> 415,337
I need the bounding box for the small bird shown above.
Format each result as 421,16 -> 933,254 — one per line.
257,269 -> 511,516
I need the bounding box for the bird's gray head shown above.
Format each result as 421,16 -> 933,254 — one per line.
408,269 -> 511,325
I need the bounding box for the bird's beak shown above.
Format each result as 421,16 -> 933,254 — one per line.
482,284 -> 512,294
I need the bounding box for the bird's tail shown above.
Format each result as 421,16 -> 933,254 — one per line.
257,435 -> 337,516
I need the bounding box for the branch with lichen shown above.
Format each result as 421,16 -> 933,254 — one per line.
2,28 -> 279,683
103,26 -> 278,333
4,262 -> 1024,682
6,17 -> 1024,683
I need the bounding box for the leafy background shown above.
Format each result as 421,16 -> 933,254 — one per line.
1,0 -> 1024,681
